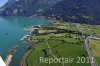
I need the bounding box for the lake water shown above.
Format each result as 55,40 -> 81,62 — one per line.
0,16 -> 48,66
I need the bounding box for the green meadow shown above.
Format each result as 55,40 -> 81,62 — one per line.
26,39 -> 90,66
24,22 -> 95,66
90,39 -> 100,66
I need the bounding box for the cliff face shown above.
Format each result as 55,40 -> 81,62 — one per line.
0,0 -> 16,14
0,0 -> 100,24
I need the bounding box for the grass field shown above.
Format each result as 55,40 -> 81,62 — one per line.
26,31 -> 90,66
90,39 -> 100,66
78,24 -> 100,34
26,39 -> 90,66
24,22 -> 100,66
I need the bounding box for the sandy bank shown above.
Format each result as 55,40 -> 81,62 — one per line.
4,54 -> 13,66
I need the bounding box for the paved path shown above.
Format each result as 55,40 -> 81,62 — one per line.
76,24 -> 100,66
85,36 -> 100,66
45,39 -> 64,65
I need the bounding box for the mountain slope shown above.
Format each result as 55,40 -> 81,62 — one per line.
0,0 -> 62,16
0,0 -> 100,24
0,0 -> 16,14
43,0 -> 100,24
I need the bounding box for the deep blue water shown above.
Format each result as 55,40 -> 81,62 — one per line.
0,16 -> 48,66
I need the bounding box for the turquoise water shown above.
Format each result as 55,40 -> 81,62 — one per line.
0,16 -> 48,66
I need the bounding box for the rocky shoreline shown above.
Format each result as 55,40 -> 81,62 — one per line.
5,46 -> 18,66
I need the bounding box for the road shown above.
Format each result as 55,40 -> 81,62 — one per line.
76,24 -> 100,66
85,36 -> 100,66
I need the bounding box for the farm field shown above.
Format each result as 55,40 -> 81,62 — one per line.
90,39 -> 100,66
25,22 -> 94,66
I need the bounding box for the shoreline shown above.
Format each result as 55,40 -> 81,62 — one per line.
4,54 -> 13,66
4,46 -> 18,66
20,49 -> 32,66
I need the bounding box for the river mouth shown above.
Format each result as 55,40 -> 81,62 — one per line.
0,16 -> 49,66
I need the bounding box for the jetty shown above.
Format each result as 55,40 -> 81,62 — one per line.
20,34 -> 30,41
24,25 -> 42,33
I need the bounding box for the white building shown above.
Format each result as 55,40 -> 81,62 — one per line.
0,56 -> 6,66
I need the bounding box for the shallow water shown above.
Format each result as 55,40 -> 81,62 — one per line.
0,16 -> 48,66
